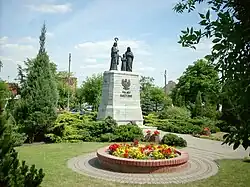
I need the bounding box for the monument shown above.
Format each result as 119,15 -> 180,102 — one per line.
97,37 -> 143,125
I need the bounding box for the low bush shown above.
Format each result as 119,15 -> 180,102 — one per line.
114,124 -> 143,142
159,106 -> 191,120
161,133 -> 187,147
45,113 -> 116,142
144,113 -> 220,135
144,113 -> 159,125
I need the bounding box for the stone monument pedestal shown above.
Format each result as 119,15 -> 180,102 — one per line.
97,70 -> 143,125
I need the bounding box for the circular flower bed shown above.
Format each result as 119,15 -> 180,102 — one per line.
108,143 -> 178,160
97,142 -> 189,173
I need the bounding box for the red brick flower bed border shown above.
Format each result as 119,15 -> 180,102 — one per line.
97,147 -> 189,173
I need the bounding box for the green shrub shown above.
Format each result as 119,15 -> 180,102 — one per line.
1,111 -> 45,187
188,117 -> 220,133
159,106 -> 191,120
100,133 -> 117,142
46,113 -> 118,142
144,113 -> 159,125
114,124 -> 143,142
161,133 -> 187,147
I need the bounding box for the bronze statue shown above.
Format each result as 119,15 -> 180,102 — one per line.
109,38 -> 134,72
109,38 -> 119,70
125,47 -> 134,72
121,54 -> 127,71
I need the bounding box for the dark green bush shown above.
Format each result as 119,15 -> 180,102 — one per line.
114,124 -> 143,142
100,133 -> 117,142
161,133 -> 187,147
0,111 -> 45,187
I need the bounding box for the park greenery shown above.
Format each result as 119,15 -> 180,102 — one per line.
0,0 -> 249,185
173,0 -> 250,153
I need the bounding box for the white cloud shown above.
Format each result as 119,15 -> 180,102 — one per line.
0,36 -> 8,44
85,58 -> 97,63
80,63 -> 106,69
75,39 -> 151,60
73,39 -> 154,74
25,3 -> 72,13
47,32 -> 54,37
18,36 -> 37,43
1,43 -> 35,51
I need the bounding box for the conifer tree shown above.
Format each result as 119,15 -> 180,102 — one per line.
21,23 -> 58,143
193,91 -> 203,117
0,81 -> 45,187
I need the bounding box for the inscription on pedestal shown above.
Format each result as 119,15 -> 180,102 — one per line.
120,91 -> 132,98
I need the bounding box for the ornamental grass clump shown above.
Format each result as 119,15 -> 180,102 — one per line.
107,143 -> 178,160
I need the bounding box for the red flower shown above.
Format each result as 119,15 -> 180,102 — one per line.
204,127 -> 210,131
123,153 -> 129,158
154,130 -> 160,135
146,130 -> 151,134
162,148 -> 172,155
133,139 -> 139,146
108,143 -> 120,153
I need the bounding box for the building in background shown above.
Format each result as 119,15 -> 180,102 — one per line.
57,71 -> 77,93
163,80 -> 176,95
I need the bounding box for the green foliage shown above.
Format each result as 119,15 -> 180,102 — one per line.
0,81 -> 10,111
15,23 -> 58,143
193,91 -> 203,117
159,106 -> 191,120
144,113 -> 159,125
45,112 -> 92,142
81,73 -> 103,111
157,119 -> 202,134
174,0 -> 250,151
171,59 -> 220,107
100,133 -> 117,142
145,112 -> 220,134
0,109 -> 44,186
113,124 -> 143,142
140,76 -> 172,115
46,113 -> 118,142
86,117 -> 117,141
161,133 -> 187,147
56,74 -> 75,110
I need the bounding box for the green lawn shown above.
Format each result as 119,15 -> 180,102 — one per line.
16,143 -> 250,187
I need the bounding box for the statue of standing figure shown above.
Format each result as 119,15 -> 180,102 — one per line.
121,47 -> 134,72
109,38 -> 134,72
109,38 -> 119,71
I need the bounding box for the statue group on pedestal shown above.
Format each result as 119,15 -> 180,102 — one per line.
109,38 -> 134,72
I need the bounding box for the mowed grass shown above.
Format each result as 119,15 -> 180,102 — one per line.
16,143 -> 250,187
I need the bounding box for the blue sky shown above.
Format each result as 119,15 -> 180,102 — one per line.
0,0 -> 213,87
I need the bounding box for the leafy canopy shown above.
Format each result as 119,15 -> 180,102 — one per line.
174,0 -> 250,152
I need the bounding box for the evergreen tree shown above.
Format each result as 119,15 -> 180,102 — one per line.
193,91 -> 203,117
20,23 -> 58,143
0,82 -> 44,187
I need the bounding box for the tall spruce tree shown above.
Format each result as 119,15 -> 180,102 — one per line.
21,23 -> 58,143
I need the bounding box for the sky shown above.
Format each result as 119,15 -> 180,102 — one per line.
0,0 -> 213,87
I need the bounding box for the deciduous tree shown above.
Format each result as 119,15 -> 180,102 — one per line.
174,0 -> 250,153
